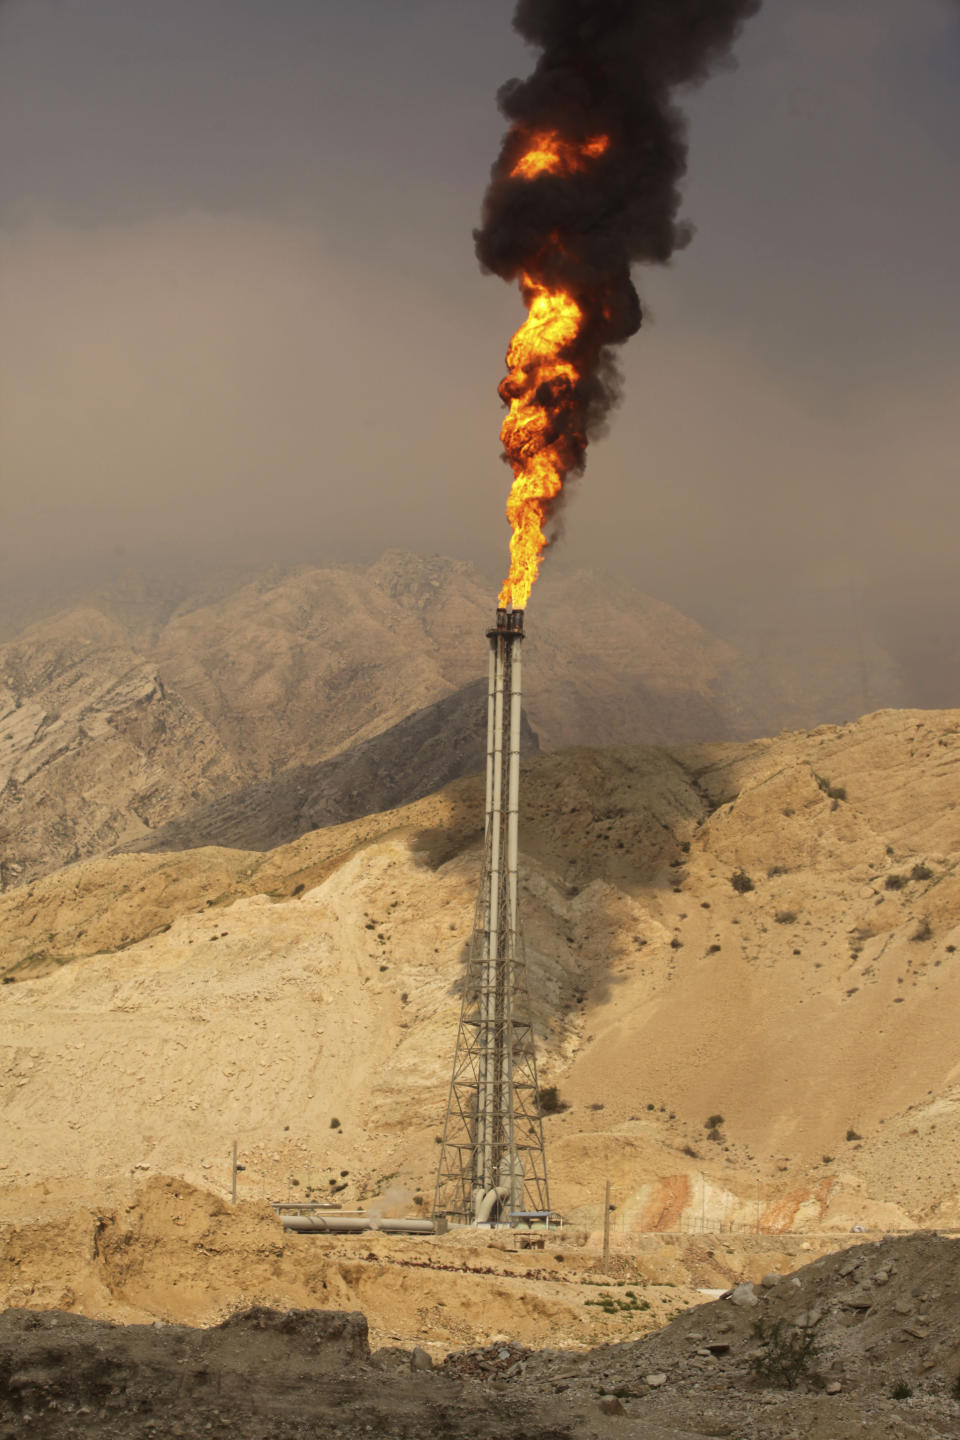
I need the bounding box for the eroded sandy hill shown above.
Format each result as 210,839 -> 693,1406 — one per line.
2,707 -> 959,1235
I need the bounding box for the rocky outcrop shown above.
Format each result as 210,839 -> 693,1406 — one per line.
0,610 -> 240,886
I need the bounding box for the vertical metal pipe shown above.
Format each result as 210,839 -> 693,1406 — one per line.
506,630 -> 522,940
484,636 -> 497,824
480,632 -> 506,1197
474,633 -> 500,1214
503,628 -> 523,1218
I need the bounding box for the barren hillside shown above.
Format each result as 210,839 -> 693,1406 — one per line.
2,706 -> 958,1240
2,550 -> 906,885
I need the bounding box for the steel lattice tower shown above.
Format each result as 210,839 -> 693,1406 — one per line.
433,607 -> 550,1225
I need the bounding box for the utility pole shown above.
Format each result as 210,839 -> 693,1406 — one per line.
602,1179 -> 612,1271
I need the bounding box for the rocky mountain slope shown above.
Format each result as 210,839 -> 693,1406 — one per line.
2,550 -> 906,886
122,679 -> 538,856
2,706 -> 958,1237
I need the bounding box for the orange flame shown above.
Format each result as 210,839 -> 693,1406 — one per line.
497,128 -> 609,609
497,274 -> 584,608
510,130 -> 609,181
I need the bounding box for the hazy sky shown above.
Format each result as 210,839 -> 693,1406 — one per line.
1,0 -> 958,667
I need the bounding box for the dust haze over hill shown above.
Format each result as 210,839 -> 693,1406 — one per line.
0,551 -> 918,886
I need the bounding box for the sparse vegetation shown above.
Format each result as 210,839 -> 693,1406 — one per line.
539,1086 -> 569,1115
816,776 -> 847,802
583,1289 -> 649,1315
891,1380 -> 914,1400
329,1117 -> 341,1129
748,1313 -> 823,1390
731,870 -> 754,894
775,910 -> 798,925
885,873 -> 907,891
911,917 -> 933,942
705,1114 -> 724,1129
911,863 -> 933,882
845,1129 -> 862,1142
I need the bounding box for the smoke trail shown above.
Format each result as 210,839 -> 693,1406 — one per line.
478,0 -> 762,602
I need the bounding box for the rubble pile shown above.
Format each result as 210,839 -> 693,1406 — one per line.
442,1339 -> 534,1382
509,1233 -> 960,1437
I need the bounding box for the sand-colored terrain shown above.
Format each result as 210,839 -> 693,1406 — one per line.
2,705 -> 959,1243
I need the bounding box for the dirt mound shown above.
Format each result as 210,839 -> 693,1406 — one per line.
512,1233 -> 960,1437
0,1306 -> 527,1440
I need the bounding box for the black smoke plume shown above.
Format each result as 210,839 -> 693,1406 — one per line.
477,0 -> 762,530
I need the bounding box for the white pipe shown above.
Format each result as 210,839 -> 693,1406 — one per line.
506,632 -> 522,941
475,1185 -> 510,1226
484,635 -> 497,823
480,632 -> 506,1196
474,634 -> 499,1208
281,1215 -> 444,1235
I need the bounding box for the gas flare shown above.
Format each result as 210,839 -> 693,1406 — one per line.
510,130 -> 609,181
480,0 -> 762,609
496,265 -> 589,609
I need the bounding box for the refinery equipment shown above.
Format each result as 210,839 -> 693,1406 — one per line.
433,607 -> 550,1225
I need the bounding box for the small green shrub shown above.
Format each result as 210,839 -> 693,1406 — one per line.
705,1114 -> 725,1129
911,863 -> 932,882
845,1128 -> 862,1142
891,1380 -> 913,1400
885,874 -> 907,891
911,918 -> 933,942
329,1117 -> 341,1129
775,910 -> 798,925
731,870 -> 754,894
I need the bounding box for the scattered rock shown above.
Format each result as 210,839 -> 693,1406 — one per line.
729,1283 -> 759,1308
598,1395 -> 624,1415
410,1346 -> 433,1371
